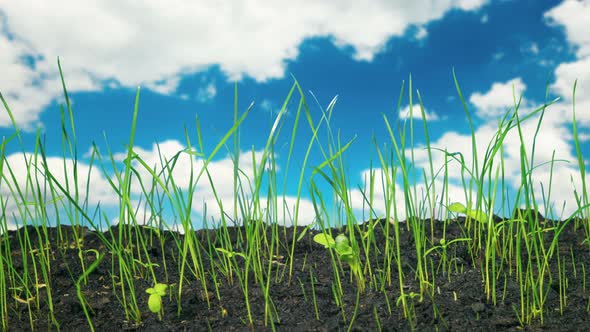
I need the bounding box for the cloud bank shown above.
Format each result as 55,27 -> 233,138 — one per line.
0,0 -> 486,129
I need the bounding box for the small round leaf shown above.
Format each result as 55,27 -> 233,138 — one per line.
448,202 -> 467,213
313,233 -> 335,248
148,294 -> 162,313
335,234 -> 350,252
154,283 -> 168,296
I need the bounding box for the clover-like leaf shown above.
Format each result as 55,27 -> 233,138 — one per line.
153,283 -> 167,296
448,202 -> 467,213
467,209 -> 489,224
313,233 -> 335,248
449,202 -> 488,224
334,234 -> 350,253
148,293 -> 162,313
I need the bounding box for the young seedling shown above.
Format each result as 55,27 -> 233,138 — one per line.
448,202 -> 489,224
146,283 -> 168,321
76,249 -> 104,332
424,236 -> 472,279
313,233 -> 365,292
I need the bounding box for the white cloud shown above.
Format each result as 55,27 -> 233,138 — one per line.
419,95 -> 584,219
399,104 -> 440,121
259,99 -> 282,116
0,151 -> 118,230
2,153 -> 119,207
551,56 -> 590,125
529,42 -> 539,55
258,98 -> 292,118
457,0 -> 486,11
196,82 -> 217,102
544,0 -> 590,57
260,99 -> 274,113
0,27 -> 99,130
348,168 -> 407,222
492,51 -> 505,61
469,77 -> 526,119
415,26 -> 428,40
1,139 -> 317,230
348,71 -> 588,221
352,2 -> 590,222
348,166 -> 468,223
544,1 -> 590,125
145,76 -> 181,95
113,139 -> 313,227
480,14 -> 488,24
0,0 -> 486,130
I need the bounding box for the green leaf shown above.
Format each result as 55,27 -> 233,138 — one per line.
341,255 -> 354,264
153,283 -> 167,296
334,234 -> 350,253
148,294 -> 162,313
448,202 -> 466,213
339,246 -> 354,257
313,233 -> 335,248
467,209 -> 489,224
183,147 -> 204,157
215,247 -> 247,259
449,202 -> 488,223
215,247 -> 235,258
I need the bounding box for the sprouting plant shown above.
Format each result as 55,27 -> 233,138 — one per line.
215,247 -> 247,260
313,233 -> 365,292
448,202 -> 489,224
424,236 -> 471,280
76,249 -> 105,332
396,291 -> 421,330
146,283 -> 168,320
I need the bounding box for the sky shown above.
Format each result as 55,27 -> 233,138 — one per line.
1,0 -> 589,230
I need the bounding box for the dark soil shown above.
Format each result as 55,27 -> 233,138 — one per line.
3,212 -> 590,331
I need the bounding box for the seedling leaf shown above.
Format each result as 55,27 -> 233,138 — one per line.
313,233 -> 335,248
334,234 -> 350,253
449,202 -> 489,224
448,202 -> 466,213
148,294 -> 162,313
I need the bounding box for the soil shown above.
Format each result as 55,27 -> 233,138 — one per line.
2,212 -> 589,331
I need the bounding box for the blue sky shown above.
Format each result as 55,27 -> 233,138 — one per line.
1,0 -> 589,230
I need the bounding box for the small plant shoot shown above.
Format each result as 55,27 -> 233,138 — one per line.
146,283 -> 168,320
314,233 -> 365,292
448,202 -> 489,224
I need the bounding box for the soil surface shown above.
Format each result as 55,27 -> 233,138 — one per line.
2,212 -> 590,331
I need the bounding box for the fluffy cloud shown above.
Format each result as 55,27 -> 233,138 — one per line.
0,0 -> 486,130
0,28 -> 99,130
399,104 -> 440,121
112,139 -> 314,227
346,1 -> 590,222
469,78 -> 526,119
0,151 -> 118,230
1,138 -> 318,230
349,75 -> 586,221
545,1 -> 590,125
544,0 -> 590,58
348,166 -> 468,223
196,82 -> 217,102
551,57 -> 590,125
